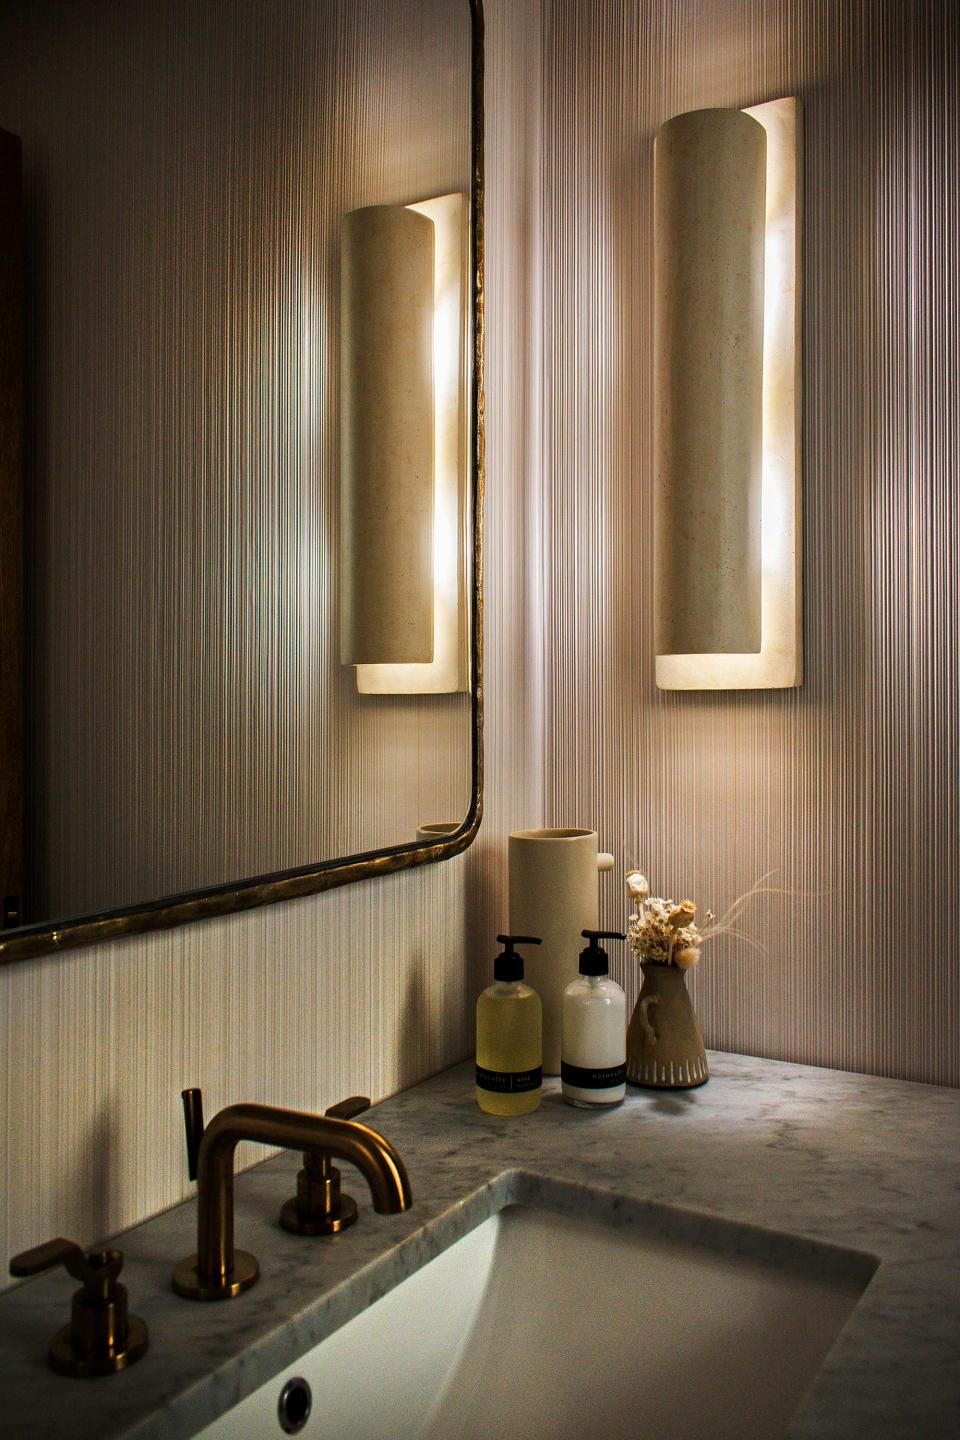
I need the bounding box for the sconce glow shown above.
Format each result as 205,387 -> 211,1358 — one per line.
655,97 -> 802,691
356,192 -> 470,695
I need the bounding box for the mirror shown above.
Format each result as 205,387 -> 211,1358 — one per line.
0,0 -> 482,963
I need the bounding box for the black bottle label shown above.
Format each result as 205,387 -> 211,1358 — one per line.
476,1064 -> 542,1094
560,1060 -> 626,1089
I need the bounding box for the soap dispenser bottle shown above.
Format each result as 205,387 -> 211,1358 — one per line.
561,929 -> 627,1108
476,934 -> 543,1116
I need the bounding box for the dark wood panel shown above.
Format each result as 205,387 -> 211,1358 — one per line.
0,129 -> 23,928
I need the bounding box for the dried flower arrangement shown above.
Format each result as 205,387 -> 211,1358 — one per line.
625,869 -> 773,969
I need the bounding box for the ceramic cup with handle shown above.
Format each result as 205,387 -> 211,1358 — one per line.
508,828 -> 615,1074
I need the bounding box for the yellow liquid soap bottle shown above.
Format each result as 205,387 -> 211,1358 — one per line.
476,934 -> 543,1115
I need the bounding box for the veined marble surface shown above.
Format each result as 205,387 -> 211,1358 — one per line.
1,1052 -> 957,1439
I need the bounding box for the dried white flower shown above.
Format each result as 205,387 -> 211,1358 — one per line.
626,892 -> 704,967
625,871 -> 649,901
627,870 -> 781,969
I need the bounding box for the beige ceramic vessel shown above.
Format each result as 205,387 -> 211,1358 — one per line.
508,829 -> 614,1074
415,822 -> 461,843
626,963 -> 708,1088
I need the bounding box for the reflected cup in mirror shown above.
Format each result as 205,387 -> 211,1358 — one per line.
416,823 -> 462,844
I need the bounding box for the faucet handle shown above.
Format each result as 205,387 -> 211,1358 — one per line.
324,1095 -> 370,1122
181,1087 -> 205,1181
10,1237 -> 92,1283
9,1239 -> 148,1377
279,1095 -> 371,1237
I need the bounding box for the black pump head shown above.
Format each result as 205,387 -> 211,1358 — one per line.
494,933 -> 542,982
579,928 -> 625,976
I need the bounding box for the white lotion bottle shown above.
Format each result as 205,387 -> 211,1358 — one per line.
561,929 -> 627,1108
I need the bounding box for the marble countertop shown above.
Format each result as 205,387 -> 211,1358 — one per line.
1,1052 -> 958,1440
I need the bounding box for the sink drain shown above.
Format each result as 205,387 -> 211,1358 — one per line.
278,1376 -> 312,1434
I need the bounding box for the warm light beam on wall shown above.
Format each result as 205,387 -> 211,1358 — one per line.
656,97 -> 802,691
355,192 -> 470,696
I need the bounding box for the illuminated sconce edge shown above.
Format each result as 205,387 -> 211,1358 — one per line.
656,96 -> 803,691
356,192 -> 471,696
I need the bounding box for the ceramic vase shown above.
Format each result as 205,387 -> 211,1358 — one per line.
626,963 -> 709,1088
508,828 -> 614,1074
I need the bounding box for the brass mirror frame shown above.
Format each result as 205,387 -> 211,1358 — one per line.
0,0 -> 484,967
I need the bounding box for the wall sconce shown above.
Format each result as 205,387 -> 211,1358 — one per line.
340,192 -> 469,695
654,98 -> 802,690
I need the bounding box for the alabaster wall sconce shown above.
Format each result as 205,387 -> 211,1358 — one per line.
340,191 -> 469,696
654,97 -> 802,690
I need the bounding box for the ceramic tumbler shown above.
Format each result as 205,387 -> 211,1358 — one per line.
508,828 -> 615,1074
415,822 -> 461,843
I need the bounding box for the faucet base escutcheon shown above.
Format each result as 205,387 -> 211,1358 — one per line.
48,1314 -> 149,1377
171,1249 -> 259,1302
280,1192 -> 358,1237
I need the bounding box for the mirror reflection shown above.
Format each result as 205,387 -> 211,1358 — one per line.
0,0 -> 474,935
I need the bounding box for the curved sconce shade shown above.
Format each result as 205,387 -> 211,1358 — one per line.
341,194 -> 470,695
340,204 -> 436,667
655,107 -> 766,656
655,97 -> 803,690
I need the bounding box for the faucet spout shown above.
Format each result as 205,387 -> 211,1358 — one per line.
172,1102 -> 412,1301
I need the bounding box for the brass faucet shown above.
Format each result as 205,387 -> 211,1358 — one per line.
172,1090 -> 413,1301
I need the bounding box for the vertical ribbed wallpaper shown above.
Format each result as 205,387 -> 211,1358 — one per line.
0,858 -> 475,1273
533,0 -> 959,1086
0,0 -> 471,921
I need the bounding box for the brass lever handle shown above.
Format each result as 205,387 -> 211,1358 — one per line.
10,1237 -> 92,1283
324,1095 -> 371,1122
280,1095 -> 372,1236
182,1087 -> 205,1181
9,1238 -> 148,1377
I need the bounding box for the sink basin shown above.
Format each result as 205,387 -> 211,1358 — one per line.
196,1199 -> 875,1440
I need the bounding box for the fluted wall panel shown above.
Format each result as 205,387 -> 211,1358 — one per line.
0,855 -> 475,1272
535,0 -> 959,1086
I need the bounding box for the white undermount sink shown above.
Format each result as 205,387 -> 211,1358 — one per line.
196,1198 -> 875,1440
